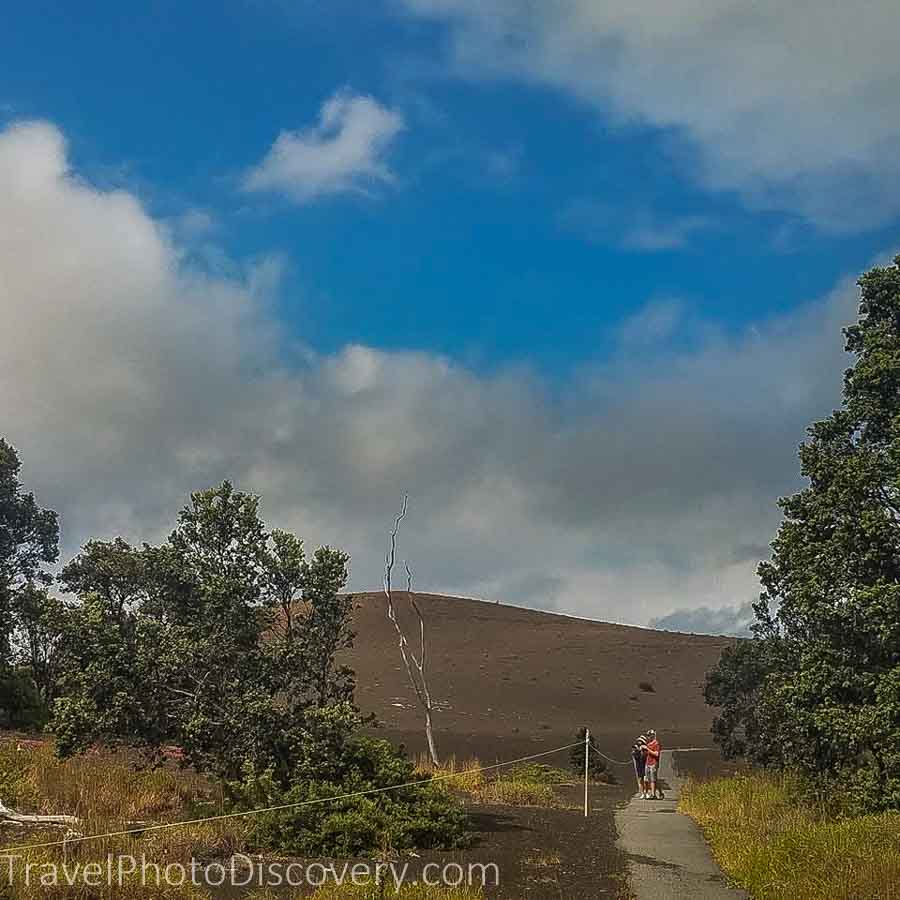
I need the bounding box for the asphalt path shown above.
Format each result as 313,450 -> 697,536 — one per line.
615,750 -> 749,899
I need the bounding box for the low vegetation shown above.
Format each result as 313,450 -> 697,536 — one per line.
0,851 -> 212,900
681,771 -> 900,900
569,728 -> 610,782
0,739 -> 249,894
414,755 -> 574,808
0,740 -> 216,820
1,735 -> 472,857
523,851 -> 561,868
230,737 -> 472,856
0,739 -> 476,897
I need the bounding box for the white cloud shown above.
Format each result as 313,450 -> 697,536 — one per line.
173,208 -> 217,239
244,91 -> 405,203
0,120 -> 869,627
559,200 -> 716,251
400,0 -> 900,230
617,298 -> 684,345
622,213 -> 716,252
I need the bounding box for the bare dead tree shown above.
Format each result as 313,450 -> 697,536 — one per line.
0,799 -> 79,830
383,495 -> 440,767
0,796 -> 148,834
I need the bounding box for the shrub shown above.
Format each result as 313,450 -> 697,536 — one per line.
569,728 -> 608,781
229,738 -> 472,856
638,681 -> 655,693
504,763 -> 570,785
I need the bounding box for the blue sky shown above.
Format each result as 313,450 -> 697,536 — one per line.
6,0 -> 898,370
3,1 -> 900,630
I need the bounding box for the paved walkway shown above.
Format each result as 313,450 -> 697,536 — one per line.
615,750 -> 748,899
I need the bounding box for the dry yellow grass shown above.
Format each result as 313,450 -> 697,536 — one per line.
681,771 -> 900,900
524,850 -> 561,868
471,777 -> 557,807
0,741 -> 217,821
413,754 -> 485,792
0,741 -> 249,899
413,754 -> 564,808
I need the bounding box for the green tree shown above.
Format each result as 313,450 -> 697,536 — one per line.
60,537 -> 148,620
703,635 -> 780,764
0,438 -> 59,726
53,482 -> 360,786
0,438 -> 59,660
706,257 -> 900,809
9,584 -> 69,705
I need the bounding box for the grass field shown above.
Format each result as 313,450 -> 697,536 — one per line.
681,771 -> 900,900
0,740 -> 247,898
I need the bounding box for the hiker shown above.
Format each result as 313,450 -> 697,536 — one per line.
644,729 -> 662,800
631,734 -> 647,797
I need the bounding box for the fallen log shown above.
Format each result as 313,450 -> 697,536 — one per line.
0,800 -> 79,828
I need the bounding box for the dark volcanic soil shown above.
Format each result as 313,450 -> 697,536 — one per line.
394,782 -> 634,899
340,592 -> 732,898
348,591 -> 732,761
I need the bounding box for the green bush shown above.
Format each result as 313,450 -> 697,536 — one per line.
505,763 -> 571,785
824,760 -> 900,817
569,727 -> 608,781
229,737 -> 472,856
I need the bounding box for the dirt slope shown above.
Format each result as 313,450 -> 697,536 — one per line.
346,592 -> 733,762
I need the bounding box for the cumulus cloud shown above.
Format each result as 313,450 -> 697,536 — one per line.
0,120 -> 866,625
243,91 -> 405,203
400,0 -> 900,230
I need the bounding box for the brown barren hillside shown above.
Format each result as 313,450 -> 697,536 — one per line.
346,591 -> 734,763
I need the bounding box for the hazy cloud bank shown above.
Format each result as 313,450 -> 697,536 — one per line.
649,602 -> 757,637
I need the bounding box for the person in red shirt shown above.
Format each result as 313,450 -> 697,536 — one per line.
644,729 -> 663,800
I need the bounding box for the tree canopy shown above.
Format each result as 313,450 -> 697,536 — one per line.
53,481 -> 357,787
0,439 -> 59,659
0,439 -> 59,726
707,256 -> 900,810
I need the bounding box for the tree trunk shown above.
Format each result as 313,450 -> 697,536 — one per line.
384,495 -> 442,768
424,706 -> 439,768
